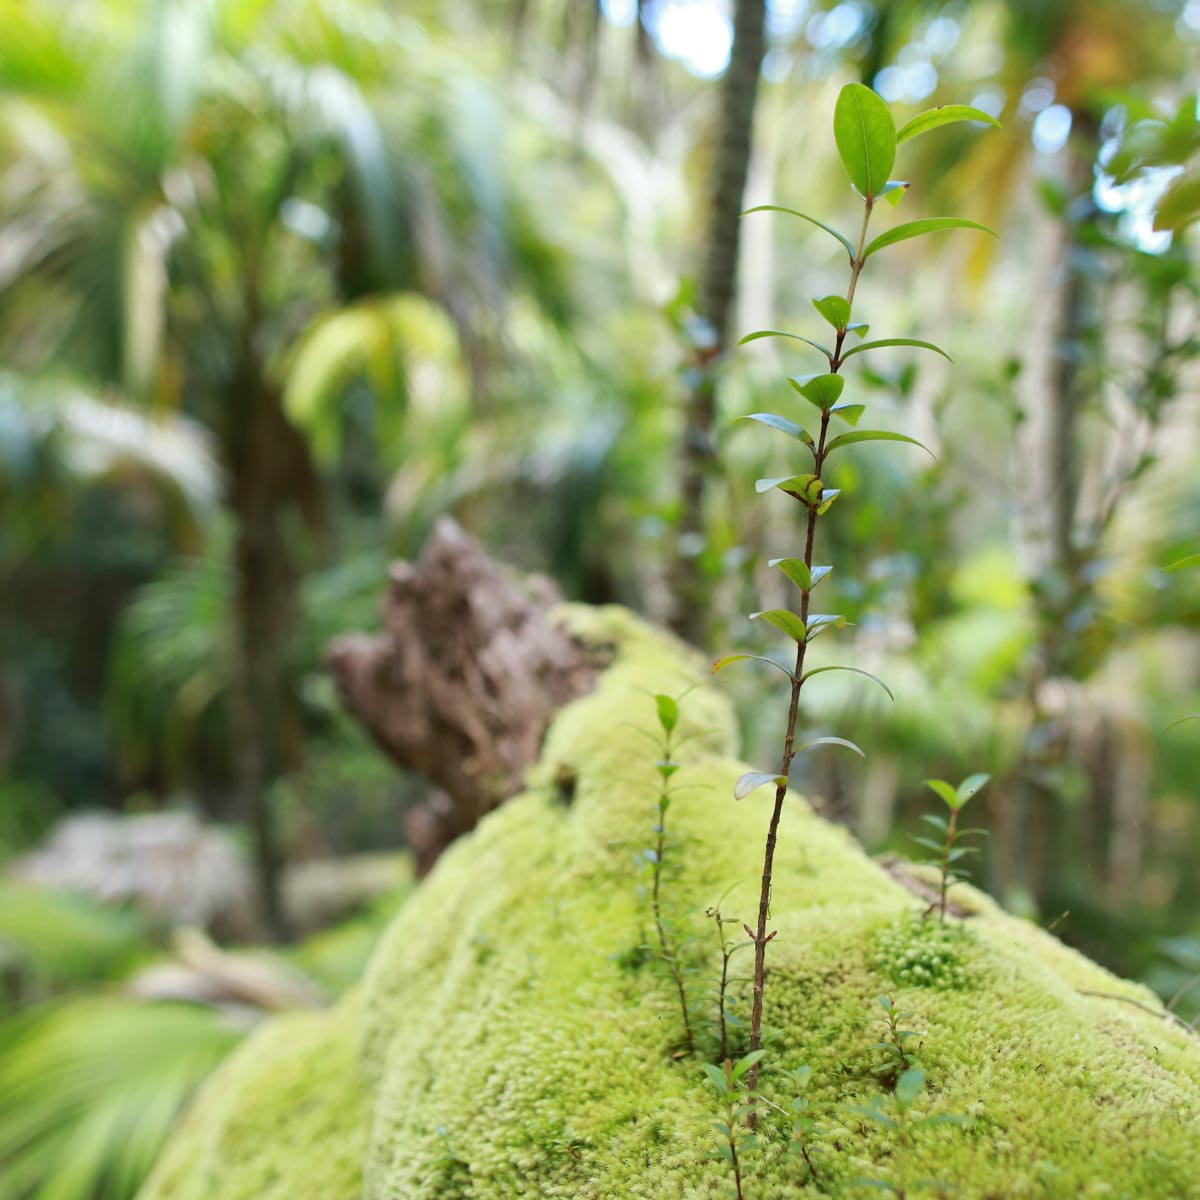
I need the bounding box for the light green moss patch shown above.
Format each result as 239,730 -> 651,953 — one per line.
140,996 -> 366,1200
142,606 -> 1200,1200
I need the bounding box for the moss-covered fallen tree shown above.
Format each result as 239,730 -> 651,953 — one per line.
141,609 -> 1200,1200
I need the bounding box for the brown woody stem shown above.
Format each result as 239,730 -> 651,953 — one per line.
744,197 -> 875,1126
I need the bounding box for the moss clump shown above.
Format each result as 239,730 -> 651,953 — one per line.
142,606 -> 1200,1200
872,914 -> 979,991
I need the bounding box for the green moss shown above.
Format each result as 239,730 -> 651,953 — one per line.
140,997 -> 367,1200
141,607 -> 1200,1200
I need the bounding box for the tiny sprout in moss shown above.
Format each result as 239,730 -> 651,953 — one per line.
914,774 -> 990,922
869,992 -> 921,1086
635,688 -> 700,1053
847,1065 -> 970,1197
705,884 -> 754,1064
702,1051 -> 763,1200
786,1064 -> 829,1185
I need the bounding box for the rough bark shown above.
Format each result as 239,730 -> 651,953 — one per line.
327,519 -> 598,875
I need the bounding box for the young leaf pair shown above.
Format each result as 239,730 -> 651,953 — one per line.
914,774 -> 990,922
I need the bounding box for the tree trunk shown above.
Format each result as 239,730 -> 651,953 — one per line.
225,371 -> 321,942
670,0 -> 766,646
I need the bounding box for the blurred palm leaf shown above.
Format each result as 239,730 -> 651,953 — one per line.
0,996 -> 242,1200
0,882 -> 146,1008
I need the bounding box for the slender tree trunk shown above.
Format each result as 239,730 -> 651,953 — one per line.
670,0 -> 766,646
226,368 -> 315,943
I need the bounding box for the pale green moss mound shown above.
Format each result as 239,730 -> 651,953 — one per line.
143,607 -> 1200,1200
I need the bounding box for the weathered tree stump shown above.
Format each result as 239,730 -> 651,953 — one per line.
326,520 -> 597,874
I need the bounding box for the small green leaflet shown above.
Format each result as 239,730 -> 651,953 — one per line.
797,735 -> 865,758
923,778 -> 960,808
768,556 -> 811,591
812,295 -> 851,330
735,412 -> 813,445
864,218 -> 996,260
741,205 -> 856,259
833,83 -> 896,199
816,488 -> 842,515
711,653 -> 795,679
804,613 -> 847,641
824,429 -> 933,456
755,476 -> 822,505
654,693 -> 678,734
751,609 -> 808,643
830,402 -> 865,426
789,373 -> 845,409
896,104 -> 1001,144
846,322 -> 869,338
895,1067 -> 926,1107
1165,553 -> 1200,572
768,559 -> 831,593
840,337 -> 950,362
1153,170 -> 1200,231
738,330 -> 833,361
800,664 -> 894,700
734,772 -> 788,801
1165,714 -> 1199,732
955,773 -> 990,805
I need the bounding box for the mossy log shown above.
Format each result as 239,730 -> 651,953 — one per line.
142,608 -> 1200,1200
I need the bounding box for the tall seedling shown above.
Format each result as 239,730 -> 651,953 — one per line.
715,85 -> 998,1124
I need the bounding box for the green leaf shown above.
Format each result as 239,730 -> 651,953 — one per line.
809,565 -> 832,587
751,609 -> 808,643
1165,553 -> 1200,572
738,330 -> 834,361
655,694 -> 678,734
896,104 -> 1002,144
846,322 -> 869,338
816,489 -> 842,515
741,205 -> 856,259
702,1063 -> 729,1093
1166,714 -> 1200,732
824,429 -> 933,456
841,338 -> 950,362
756,475 -> 823,504
789,373 -> 846,410
920,813 -> 949,832
911,835 -> 947,853
923,778 -> 959,808
830,402 -> 865,426
812,295 -> 851,330
804,613 -> 848,641
769,557 -> 811,591
864,218 -> 996,259
797,735 -> 865,758
833,83 -> 897,199
846,1105 -> 899,1133
800,664 -> 894,701
955,772 -> 991,806
882,181 -> 909,207
734,771 -> 788,801
895,1067 -> 926,1106
711,654 -> 794,680
736,412 -> 813,445
732,1049 -> 767,1080
877,994 -> 893,1011
1153,170 -> 1200,231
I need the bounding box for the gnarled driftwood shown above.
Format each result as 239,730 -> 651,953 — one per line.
326,519 -> 596,874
